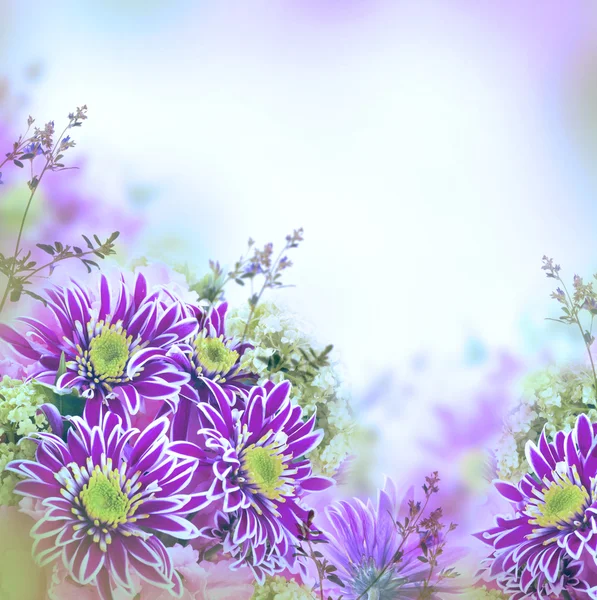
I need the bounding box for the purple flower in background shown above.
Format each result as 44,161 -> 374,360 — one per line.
6,412 -> 203,600
0,273 -> 197,423
189,379 -> 333,582
476,414 -> 597,598
167,302 -> 256,440
325,478 -> 457,599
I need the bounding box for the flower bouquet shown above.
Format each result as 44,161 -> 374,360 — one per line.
0,108 -> 461,599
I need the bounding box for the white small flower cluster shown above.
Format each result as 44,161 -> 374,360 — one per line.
251,576 -> 315,600
0,377 -> 48,505
0,376 -> 47,438
228,302 -> 355,477
495,366 -> 597,482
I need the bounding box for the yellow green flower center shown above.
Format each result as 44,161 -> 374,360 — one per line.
79,469 -> 131,526
89,325 -> 131,379
243,445 -> 285,500
530,480 -> 588,528
195,336 -> 238,375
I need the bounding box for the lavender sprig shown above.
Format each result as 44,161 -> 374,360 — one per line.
0,106 -> 101,313
192,228 -> 304,340
239,228 -> 303,343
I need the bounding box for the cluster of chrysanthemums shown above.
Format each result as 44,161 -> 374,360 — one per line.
0,105 -> 461,599
0,267 -> 460,599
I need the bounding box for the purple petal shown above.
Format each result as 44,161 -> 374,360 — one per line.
301,476 -> 335,492
37,403 -> 64,437
494,480 -> 524,503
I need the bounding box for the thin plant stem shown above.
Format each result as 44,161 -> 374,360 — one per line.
306,537 -> 326,600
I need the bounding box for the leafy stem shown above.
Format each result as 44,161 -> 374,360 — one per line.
191,228 -> 304,337
542,256 -> 597,399
560,278 -> 597,397
305,536 -> 326,600
0,106 -> 92,314
294,510 -> 344,599
0,130 -> 61,313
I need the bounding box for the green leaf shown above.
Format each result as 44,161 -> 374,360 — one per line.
9,284 -> 22,303
36,243 -> 55,256
327,574 -> 345,588
81,259 -> 100,272
32,381 -> 85,419
56,352 -> 67,383
22,289 -> 47,306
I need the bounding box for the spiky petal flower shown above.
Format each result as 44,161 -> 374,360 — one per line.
188,379 -> 333,582
167,302 -> 256,441
324,478 -> 457,599
0,273 -> 198,423
6,412 -> 204,600
476,413 -> 597,598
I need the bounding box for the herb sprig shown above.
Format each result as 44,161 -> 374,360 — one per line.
0,107 -> 120,313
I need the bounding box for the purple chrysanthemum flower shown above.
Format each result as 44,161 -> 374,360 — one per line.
476,413 -> 597,598
188,379 -> 333,582
0,273 -> 197,423
167,302 -> 256,440
6,412 -> 203,599
324,478 -> 457,599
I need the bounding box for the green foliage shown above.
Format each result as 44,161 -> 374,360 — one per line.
256,344 -> 333,384
0,231 -> 119,305
32,381 -> 84,421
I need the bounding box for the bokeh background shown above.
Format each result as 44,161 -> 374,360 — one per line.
2,0 -> 597,528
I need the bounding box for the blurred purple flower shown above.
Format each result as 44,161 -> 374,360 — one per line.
325,478 -> 458,599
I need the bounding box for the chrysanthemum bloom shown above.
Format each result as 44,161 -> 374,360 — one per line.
167,302 -> 256,440
324,478 -> 458,599
188,379 -> 333,581
0,273 -> 197,422
7,412 -> 204,599
476,413 -> 597,598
